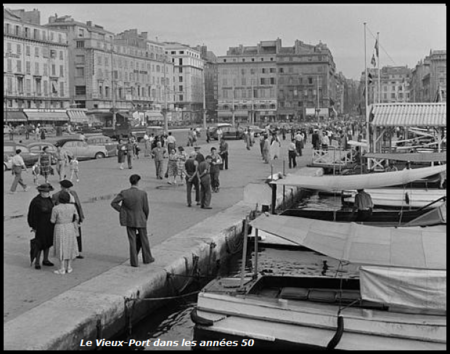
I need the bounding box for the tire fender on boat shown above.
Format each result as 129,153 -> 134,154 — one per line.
190,307 -> 214,327
326,315 -> 344,350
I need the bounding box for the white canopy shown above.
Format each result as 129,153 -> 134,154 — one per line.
249,214 -> 445,270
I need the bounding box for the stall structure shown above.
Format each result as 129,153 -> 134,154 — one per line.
367,103 -> 446,171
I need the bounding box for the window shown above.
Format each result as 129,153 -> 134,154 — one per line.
60,82 -> 64,97
7,59 -> 12,73
308,77 -> 313,84
50,49 -> 57,58
43,63 -> 48,76
270,78 -> 276,85
25,79 -> 31,94
17,77 -> 24,93
75,55 -> 85,64
60,65 -> 64,77
7,42 -> 11,53
105,87 -> 109,98
179,76 -> 183,82
7,77 -> 12,93
52,64 -> 56,76
59,51 -> 63,60
26,61 -> 31,74
279,68 -> 284,73
26,45 -> 31,56
179,94 -> 183,101
75,86 -> 86,95
35,47 -> 39,57
76,67 -> 85,77
179,85 -> 183,92
43,81 -> 48,96
17,44 -> 22,55
76,41 -> 84,48
17,60 -> 22,73
179,58 -> 183,66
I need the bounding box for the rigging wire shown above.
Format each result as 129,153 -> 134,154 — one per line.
366,25 -> 397,66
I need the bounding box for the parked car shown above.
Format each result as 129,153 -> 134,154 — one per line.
54,138 -> 108,160
247,125 -> 265,137
4,141 -> 41,167
85,135 -> 118,157
210,123 -> 233,140
221,126 -> 246,140
27,142 -> 68,162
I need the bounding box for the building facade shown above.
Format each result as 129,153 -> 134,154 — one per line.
164,42 -> 205,124
4,8 -> 70,124
411,50 -> 446,103
216,39 -> 340,124
196,45 -> 218,123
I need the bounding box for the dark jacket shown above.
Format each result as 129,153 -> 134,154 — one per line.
111,186 -> 149,228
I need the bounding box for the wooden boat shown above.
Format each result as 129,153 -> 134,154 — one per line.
272,164 -> 446,192
342,188 -> 446,209
192,215 -> 446,350
280,206 -> 446,226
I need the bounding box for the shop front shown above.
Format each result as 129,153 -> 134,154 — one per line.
23,109 -> 69,124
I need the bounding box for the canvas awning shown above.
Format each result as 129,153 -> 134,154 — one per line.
66,109 -> 88,123
24,110 -> 69,122
370,103 -> 446,127
3,110 -> 27,122
249,214 -> 445,270
145,111 -> 163,121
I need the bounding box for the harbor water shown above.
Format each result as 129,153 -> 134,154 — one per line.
113,191 -> 355,350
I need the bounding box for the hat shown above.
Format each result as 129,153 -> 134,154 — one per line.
37,183 -> 54,192
189,151 -> 197,157
59,180 -> 73,188
194,146 -> 201,150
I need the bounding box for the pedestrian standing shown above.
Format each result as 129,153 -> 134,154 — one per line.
35,125 -> 40,140
38,146 -> 52,183
259,134 -> 265,160
175,146 -> 187,185
194,146 -> 205,164
111,174 -> 155,267
69,155 -> 80,182
40,129 -> 46,140
126,138 -> 134,169
352,189 -> 374,221
152,141 -> 166,179
288,139 -> 297,169
269,133 -> 281,160
198,155 -> 212,209
51,190 -> 80,274
187,128 -> 195,147
219,138 -> 229,170
166,132 -> 177,153
27,183 -> 55,269
312,129 -> 320,150
143,133 -> 151,157
9,149 -> 30,194
117,139 -> 126,170
52,180 -> 85,259
166,148 -> 178,185
262,135 -> 270,164
210,147 -> 222,193
216,127 -> 223,142
206,127 -> 211,143
294,130 -> 304,156
55,145 -> 69,181
185,151 -> 200,207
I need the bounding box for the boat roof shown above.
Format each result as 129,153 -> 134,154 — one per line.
370,103 -> 446,127
364,152 -> 446,162
249,214 -> 445,270
272,164 -> 447,191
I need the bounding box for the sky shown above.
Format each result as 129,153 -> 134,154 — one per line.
5,3 -> 446,80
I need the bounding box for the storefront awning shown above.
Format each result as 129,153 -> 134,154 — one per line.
24,110 -> 69,122
145,111 -> 163,121
117,112 -> 133,120
66,109 -> 88,123
4,110 -> 27,122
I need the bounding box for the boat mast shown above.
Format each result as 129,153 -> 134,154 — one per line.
364,23 -> 370,154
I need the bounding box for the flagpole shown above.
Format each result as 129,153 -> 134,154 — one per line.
364,22 -> 369,154
377,32 -> 381,103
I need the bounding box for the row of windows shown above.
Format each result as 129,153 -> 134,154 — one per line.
6,59 -> 65,77
5,99 -> 66,109
4,22 -> 65,43
5,76 -> 66,97
5,42 -> 65,60
221,104 -> 277,110
221,66 -> 325,75
222,88 -> 276,99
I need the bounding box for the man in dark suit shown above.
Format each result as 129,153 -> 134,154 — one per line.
52,179 -> 85,259
111,174 -> 154,267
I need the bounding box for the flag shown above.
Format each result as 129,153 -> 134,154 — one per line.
368,73 -> 373,84
371,54 -> 376,67
374,39 -> 379,57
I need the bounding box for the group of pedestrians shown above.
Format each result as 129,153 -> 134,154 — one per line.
27,180 -> 84,274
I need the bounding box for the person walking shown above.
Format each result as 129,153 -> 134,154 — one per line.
126,138 -> 134,169
166,132 -> 177,153
37,146 -> 52,183
269,133 -> 281,160
27,183 -> 55,269
288,139 -> 297,169
40,129 -> 46,141
206,126 -> 211,143
111,174 -> 155,267
210,147 -> 222,193
219,138 -> 229,170
175,146 -> 188,185
51,190 -> 80,274
52,180 -> 85,259
185,151 -> 200,207
10,149 -> 30,194
198,155 -> 213,209
262,135 -> 271,164
143,133 -> 151,157
117,139 -> 127,170
55,145 -> 69,181
69,155 -> 80,182
152,141 -> 166,180
294,130 -> 304,157
166,148 -> 178,185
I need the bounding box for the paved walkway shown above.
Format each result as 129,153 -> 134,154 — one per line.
4,133 -> 315,324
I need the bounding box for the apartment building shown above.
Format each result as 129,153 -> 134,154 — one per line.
4,8 -> 70,123
411,50 -> 446,102
164,42 -> 205,123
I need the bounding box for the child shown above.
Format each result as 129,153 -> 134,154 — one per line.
69,155 -> 80,182
31,163 -> 41,185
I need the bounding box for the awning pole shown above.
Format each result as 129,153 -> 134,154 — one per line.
239,216 -> 249,289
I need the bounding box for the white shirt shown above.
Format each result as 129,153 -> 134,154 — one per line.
11,154 -> 25,167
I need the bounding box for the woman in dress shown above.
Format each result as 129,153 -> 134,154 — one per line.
117,138 -> 126,170
38,146 -> 52,183
27,183 -> 55,269
166,148 -> 179,185
51,190 -> 79,275
269,132 -> 281,160
175,146 -> 188,185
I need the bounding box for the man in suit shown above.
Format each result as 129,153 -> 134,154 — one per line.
111,174 -> 154,267
52,179 -> 85,259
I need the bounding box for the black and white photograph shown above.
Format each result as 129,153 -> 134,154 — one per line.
4,3 -> 446,350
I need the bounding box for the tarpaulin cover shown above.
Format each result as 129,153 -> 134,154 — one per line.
249,215 -> 445,270
272,164 -> 447,191
360,266 -> 446,310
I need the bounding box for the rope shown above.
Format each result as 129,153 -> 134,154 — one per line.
125,290 -> 201,302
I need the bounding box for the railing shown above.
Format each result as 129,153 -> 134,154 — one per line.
312,148 -> 353,166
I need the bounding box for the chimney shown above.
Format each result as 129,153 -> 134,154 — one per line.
87,21 -> 92,27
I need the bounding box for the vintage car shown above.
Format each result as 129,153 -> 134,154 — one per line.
85,135 -> 118,157
54,138 -> 108,160
4,141 -> 43,167
27,142 -> 69,162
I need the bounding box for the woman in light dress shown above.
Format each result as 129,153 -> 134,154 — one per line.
166,148 -> 179,185
269,132 -> 281,160
51,190 -> 79,274
175,146 -> 188,185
